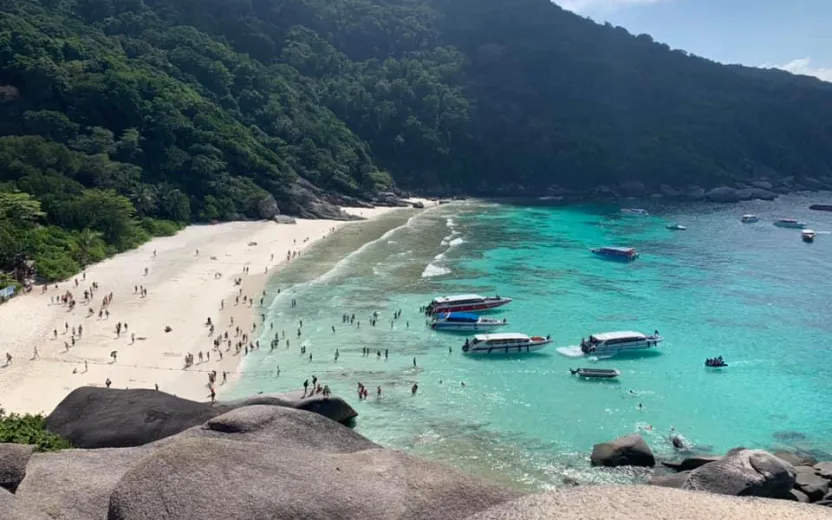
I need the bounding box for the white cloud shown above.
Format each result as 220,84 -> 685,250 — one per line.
557,0 -> 674,14
768,57 -> 832,83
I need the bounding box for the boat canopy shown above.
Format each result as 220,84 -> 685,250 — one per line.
599,247 -> 635,254
432,294 -> 485,304
589,331 -> 647,342
441,312 -> 480,323
473,333 -> 530,342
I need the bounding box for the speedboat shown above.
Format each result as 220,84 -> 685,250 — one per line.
570,368 -> 621,379
802,229 -> 816,243
666,224 -> 686,231
773,218 -> 807,229
579,331 -> 662,356
591,246 -> 638,262
705,357 -> 727,368
425,294 -> 512,315
462,333 -> 552,355
740,214 -> 759,223
621,208 -> 649,216
431,312 -> 508,332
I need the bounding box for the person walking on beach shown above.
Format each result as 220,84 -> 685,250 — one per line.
5,352 -> 12,365
33,347 -> 39,359
105,378 -> 112,388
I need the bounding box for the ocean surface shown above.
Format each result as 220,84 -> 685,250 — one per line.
229,194 -> 832,490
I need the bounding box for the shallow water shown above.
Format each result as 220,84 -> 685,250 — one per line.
230,195 -> 832,490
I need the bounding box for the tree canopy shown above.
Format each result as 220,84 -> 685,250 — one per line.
2,0 -> 832,280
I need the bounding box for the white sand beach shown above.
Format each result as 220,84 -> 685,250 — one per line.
0,204 -> 420,415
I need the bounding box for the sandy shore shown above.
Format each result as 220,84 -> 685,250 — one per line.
0,204 -> 423,415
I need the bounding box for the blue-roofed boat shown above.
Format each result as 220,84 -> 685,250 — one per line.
431,312 -> 508,332
590,246 -> 639,262
773,218 -> 807,229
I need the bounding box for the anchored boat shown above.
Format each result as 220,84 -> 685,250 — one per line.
570,368 -> 621,379
579,331 -> 662,356
431,312 -> 508,332
773,218 -> 807,229
802,229 -> 816,243
621,208 -> 649,216
741,214 -> 759,223
591,246 -> 639,262
424,294 -> 512,315
462,333 -> 551,355
666,224 -> 687,231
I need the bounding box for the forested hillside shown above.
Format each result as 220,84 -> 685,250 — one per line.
3,0 -> 832,280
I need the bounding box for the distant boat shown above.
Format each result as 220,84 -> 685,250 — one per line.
666,224 -> 687,231
462,333 -> 552,355
802,229 -> 816,243
621,208 -> 649,216
773,218 -> 806,229
740,214 -> 759,223
705,357 -> 727,368
570,368 -> 621,379
579,331 -> 662,356
425,294 -> 512,315
809,204 -> 832,212
591,246 -> 639,261
431,312 -> 508,332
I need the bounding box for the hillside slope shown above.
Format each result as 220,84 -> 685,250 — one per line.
2,0 -> 832,279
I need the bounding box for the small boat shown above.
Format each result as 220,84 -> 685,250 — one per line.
425,294 -> 512,315
773,218 -> 807,229
591,246 -> 639,262
462,333 -> 552,355
621,208 -> 649,216
666,224 -> 687,231
570,368 -> 621,379
740,214 -> 759,223
705,357 -> 727,368
579,331 -> 662,356
431,312 -> 508,331
802,229 -> 816,243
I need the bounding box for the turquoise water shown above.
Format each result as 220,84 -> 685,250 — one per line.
230,195 -> 832,490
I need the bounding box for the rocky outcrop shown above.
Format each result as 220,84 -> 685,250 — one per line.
793,466 -> 830,501
591,434 -> 655,467
280,178 -> 362,220
683,186 -> 706,200
0,443 -> 34,492
737,188 -> 777,201
705,187 -> 741,203
662,456 -> 721,472
108,436 -> 519,520
0,488 -> 51,520
815,462 -> 832,479
681,449 -> 796,498
46,387 -> 358,449
774,451 -> 818,467
462,486 -> 826,520
649,470 -> 691,488
659,184 -> 681,198
619,180 -> 647,197
257,194 -> 280,220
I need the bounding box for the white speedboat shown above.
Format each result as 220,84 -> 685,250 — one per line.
621,208 -> 649,216
773,218 -> 806,229
425,294 -> 512,315
579,331 -> 662,356
431,312 -> 508,332
462,333 -> 551,355
741,214 -> 759,223
666,224 -> 686,231
802,229 -> 816,243
591,246 -> 639,262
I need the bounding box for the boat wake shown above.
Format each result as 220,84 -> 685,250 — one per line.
556,346 -> 585,358
422,263 -> 452,278
422,216 -> 465,278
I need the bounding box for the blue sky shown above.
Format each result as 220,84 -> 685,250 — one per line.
558,0 -> 832,82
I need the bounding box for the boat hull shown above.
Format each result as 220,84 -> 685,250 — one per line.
571,368 -> 621,379
463,339 -> 551,355
591,251 -> 638,262
431,321 -> 507,332
774,221 -> 806,229
582,337 -> 661,356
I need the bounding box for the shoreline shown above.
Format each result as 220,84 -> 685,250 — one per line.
0,203 -> 430,415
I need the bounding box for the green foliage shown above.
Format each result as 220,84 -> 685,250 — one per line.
0,410 -> 73,452
1,0 -> 832,284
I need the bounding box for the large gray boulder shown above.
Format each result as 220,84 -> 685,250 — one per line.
462,486 -> 828,520
46,387 -> 358,449
682,449 -> 796,498
159,405 -> 376,454
0,488 -> 52,520
108,436 -> 522,520
257,194 -> 280,219
705,187 -> 741,203
737,188 -> 777,201
774,450 -> 818,467
0,443 -> 34,492
281,179 -> 360,220
662,456 -> 721,472
649,470 -> 691,489
815,461 -> 832,479
590,434 -> 655,467
15,446 -> 151,520
793,466 -> 830,501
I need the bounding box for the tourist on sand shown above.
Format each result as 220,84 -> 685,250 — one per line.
33,347 -> 39,359
105,378 -> 112,388
5,352 -> 12,365
210,386 -> 216,404
303,379 -> 309,396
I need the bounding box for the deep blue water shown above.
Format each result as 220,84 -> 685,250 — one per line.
230,194 -> 832,489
